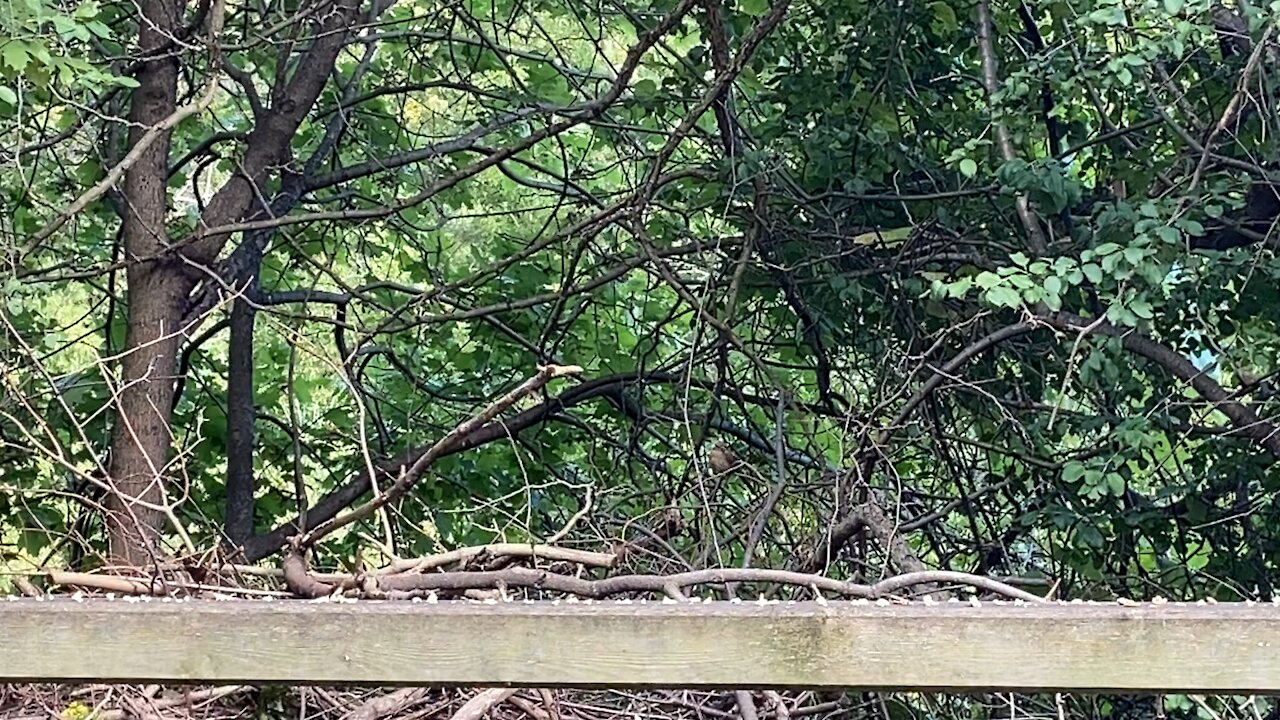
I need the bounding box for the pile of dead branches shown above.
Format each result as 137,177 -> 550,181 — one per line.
18,541 -> 1044,604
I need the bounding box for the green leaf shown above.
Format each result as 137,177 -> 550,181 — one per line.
1043,275 -> 1062,296
959,158 -> 978,178
928,0 -> 958,32
947,276 -> 973,298
1082,263 -> 1103,283
1009,274 -> 1035,290
740,0 -> 768,15
1086,6 -> 1126,25
632,78 -> 658,98
1,41 -> 32,72
1163,0 -> 1184,14
0,85 -> 15,104
1077,525 -> 1105,548
985,285 -> 1022,308
1062,462 -> 1087,482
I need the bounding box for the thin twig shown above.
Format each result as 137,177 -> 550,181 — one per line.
299,364 -> 582,546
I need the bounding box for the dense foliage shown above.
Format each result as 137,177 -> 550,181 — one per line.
4,0 -> 1280,711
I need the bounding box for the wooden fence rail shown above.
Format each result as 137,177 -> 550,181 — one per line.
2,599 -> 1278,693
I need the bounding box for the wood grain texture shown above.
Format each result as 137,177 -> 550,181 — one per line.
2,599 -> 1279,692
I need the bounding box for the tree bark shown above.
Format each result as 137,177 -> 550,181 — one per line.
224,279 -> 259,546
105,0 -> 363,564
105,0 -> 188,567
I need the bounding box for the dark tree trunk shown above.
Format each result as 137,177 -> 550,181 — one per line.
106,0 -> 361,564
224,270 -> 260,546
105,0 -> 188,567
106,264 -> 192,566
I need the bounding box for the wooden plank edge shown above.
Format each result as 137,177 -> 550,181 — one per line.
1,599 -> 1278,693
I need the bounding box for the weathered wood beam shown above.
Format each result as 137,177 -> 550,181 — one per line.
2,599 -> 1278,692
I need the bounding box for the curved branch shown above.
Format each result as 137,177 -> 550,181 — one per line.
297,364 -> 582,547
1040,311 -> 1280,458
243,371 -> 814,560
886,322 -> 1037,434
281,551 -> 1044,602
